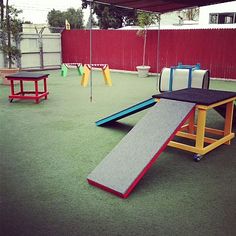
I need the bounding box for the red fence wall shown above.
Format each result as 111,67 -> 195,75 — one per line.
62,29 -> 236,79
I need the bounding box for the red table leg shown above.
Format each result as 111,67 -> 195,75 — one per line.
44,78 -> 48,99
20,80 -> 24,95
35,80 -> 39,104
10,80 -> 15,102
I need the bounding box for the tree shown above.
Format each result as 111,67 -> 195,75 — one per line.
85,14 -> 98,29
47,8 -> 84,32
82,0 -> 137,29
178,7 -> 199,21
137,11 -> 160,66
65,8 -> 84,29
47,9 -> 64,32
0,0 -> 22,68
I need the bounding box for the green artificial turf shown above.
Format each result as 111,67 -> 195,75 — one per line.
0,70 -> 236,236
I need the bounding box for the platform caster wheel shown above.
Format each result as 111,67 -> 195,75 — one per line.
194,154 -> 202,162
9,99 -> 13,103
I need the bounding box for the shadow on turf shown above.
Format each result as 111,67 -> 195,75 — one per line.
99,121 -> 134,133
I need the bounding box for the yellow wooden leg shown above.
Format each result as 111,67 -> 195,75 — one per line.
103,65 -> 112,86
81,65 -> 90,87
188,109 -> 195,134
195,108 -> 207,150
224,101 -> 234,145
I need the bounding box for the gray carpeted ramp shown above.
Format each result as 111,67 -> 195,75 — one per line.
87,99 -> 196,198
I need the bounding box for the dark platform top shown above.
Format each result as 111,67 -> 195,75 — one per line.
6,72 -> 49,79
153,88 -> 236,106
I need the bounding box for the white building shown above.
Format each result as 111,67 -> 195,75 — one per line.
120,1 -> 236,30
199,1 -> 236,25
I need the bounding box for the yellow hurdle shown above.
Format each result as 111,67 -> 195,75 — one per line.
81,64 -> 91,87
103,65 -> 112,86
81,64 -> 112,87
61,63 -> 83,77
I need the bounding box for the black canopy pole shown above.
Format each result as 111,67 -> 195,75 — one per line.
89,0 -> 93,102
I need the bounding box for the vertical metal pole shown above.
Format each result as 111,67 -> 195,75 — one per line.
39,27 -> 45,70
0,0 -> 7,67
142,29 -> 147,66
0,0 -> 4,29
6,0 -> 12,68
39,44 -> 44,70
156,13 -> 161,91
35,27 -> 45,70
89,0 -> 93,102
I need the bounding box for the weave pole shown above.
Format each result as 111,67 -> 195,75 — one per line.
156,13 -> 161,91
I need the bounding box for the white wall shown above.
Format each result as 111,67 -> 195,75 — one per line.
20,33 -> 61,69
199,1 -> 236,25
160,12 -> 181,25
0,25 -> 62,70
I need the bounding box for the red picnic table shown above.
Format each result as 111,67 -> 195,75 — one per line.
6,72 -> 49,104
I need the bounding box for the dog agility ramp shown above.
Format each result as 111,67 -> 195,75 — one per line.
95,98 -> 156,126
88,99 -> 195,198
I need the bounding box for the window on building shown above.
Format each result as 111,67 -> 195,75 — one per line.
209,14 -> 218,23
209,12 -> 236,24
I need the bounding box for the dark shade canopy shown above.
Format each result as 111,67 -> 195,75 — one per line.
95,0 -> 234,13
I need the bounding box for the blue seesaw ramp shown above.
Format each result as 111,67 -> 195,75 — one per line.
95,98 -> 156,126
88,99 -> 195,198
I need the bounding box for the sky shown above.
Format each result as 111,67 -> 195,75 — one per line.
5,0 -> 90,24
